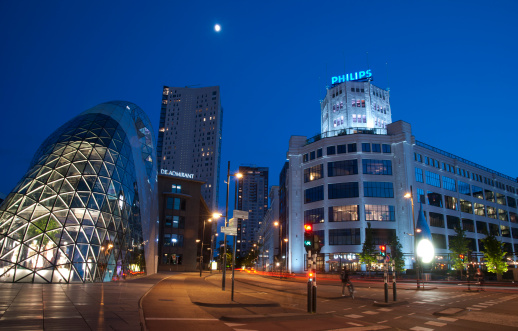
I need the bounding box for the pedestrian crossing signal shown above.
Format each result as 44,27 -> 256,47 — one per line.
380,245 -> 386,257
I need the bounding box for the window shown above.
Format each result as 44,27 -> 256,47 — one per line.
171,234 -> 184,247
415,168 -> 424,183
484,190 -> 495,202
372,144 -> 381,153
362,143 -> 371,152
317,148 -> 322,158
510,212 -> 517,223
314,230 -> 325,246
365,205 -> 395,222
501,225 -> 510,237
172,216 -> 185,229
447,215 -> 460,230
329,228 -> 361,245
459,181 -> 470,195
304,164 -> 324,183
382,144 -> 391,153
442,176 -> 456,192
364,182 -> 394,198
310,151 -> 316,160
166,197 -> 174,209
303,154 -> 308,162
429,212 -> 444,228
363,159 -> 392,175
487,206 -> 497,219
462,219 -> 475,232
165,215 -> 172,226
489,223 -> 500,236
171,184 -> 182,193
426,171 -> 441,188
460,199 -> 472,213
329,182 -> 359,199
304,186 -> 324,204
327,146 -> 336,155
476,221 -> 487,234
445,196 -> 458,210
432,234 -> 447,249
414,153 -> 422,162
427,191 -> 443,207
348,143 -> 357,153
496,193 -> 506,205
304,208 -> 324,224
417,188 -> 425,204
328,160 -> 358,177
498,209 -> 508,222
472,186 -> 484,199
337,144 -> 347,154
474,203 -> 485,216
507,196 -> 516,208
329,205 -> 359,222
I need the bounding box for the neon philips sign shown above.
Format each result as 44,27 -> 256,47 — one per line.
160,169 -> 194,179
331,69 -> 372,85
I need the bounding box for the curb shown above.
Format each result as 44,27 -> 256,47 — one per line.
220,312 -> 334,323
373,300 -> 409,307
138,275 -> 174,331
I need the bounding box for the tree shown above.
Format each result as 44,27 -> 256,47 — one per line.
389,233 -> 405,273
481,232 -> 508,280
217,241 -> 232,269
359,222 -> 377,276
448,224 -> 469,274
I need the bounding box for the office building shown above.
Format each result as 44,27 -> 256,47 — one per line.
157,86 -> 222,212
0,101 -> 157,283
157,173 -> 211,272
237,166 -> 268,256
284,78 -> 518,274
257,186 -> 279,271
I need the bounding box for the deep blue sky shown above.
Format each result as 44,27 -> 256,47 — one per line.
1,1 -> 517,219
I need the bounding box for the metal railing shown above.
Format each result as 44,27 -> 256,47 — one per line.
306,127 -> 388,145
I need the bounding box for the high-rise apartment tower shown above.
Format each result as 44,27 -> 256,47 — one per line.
237,166 -> 269,256
157,86 -> 223,211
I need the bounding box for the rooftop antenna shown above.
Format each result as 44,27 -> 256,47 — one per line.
385,62 -> 390,93
366,51 -> 372,82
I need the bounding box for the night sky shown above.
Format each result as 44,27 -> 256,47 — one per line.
1,1 -> 517,222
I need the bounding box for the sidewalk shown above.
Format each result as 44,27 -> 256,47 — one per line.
141,272 -> 304,331
0,273 -> 168,331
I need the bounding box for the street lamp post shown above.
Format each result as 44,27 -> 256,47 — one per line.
404,185 -> 419,289
273,221 -> 284,279
199,218 -> 212,277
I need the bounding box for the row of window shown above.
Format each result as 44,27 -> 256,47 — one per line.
415,168 -> 517,209
305,182 -> 394,203
305,160 -> 392,182
304,205 -> 396,223
303,143 -> 392,163
166,197 -> 186,210
414,152 -> 517,194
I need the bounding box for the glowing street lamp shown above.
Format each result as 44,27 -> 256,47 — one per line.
415,205 -> 434,264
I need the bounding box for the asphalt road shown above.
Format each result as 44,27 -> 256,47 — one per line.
142,271 -> 518,331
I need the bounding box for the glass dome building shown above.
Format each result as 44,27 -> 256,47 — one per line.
0,101 -> 157,283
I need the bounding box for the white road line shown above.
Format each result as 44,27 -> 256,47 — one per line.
409,327 -> 434,331
394,316 -> 402,319
225,323 -> 246,327
377,320 -> 388,324
408,312 -> 416,315
347,322 -> 363,326
425,321 -> 447,327
467,307 -> 481,310
377,308 -> 392,312
147,318 -> 218,321
363,311 -> 379,315
438,317 -> 457,322
345,314 -> 364,319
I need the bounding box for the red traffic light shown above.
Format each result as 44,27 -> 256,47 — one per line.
380,245 -> 386,252
304,224 -> 312,232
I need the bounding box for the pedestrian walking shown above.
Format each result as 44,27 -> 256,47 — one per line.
476,267 -> 485,291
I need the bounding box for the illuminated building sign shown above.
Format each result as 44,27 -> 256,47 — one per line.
331,69 -> 372,85
333,253 -> 357,260
160,169 -> 194,179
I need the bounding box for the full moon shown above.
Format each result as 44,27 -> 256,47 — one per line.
214,24 -> 221,32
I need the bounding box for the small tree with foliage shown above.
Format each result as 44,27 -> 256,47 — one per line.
389,233 -> 405,273
481,232 -> 508,279
448,224 -> 469,276
360,222 -> 377,276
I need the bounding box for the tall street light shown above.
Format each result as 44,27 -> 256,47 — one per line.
273,221 -> 286,279
199,218 -> 212,277
404,186 -> 419,288
216,161 -> 242,291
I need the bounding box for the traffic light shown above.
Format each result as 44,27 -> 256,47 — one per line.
459,254 -> 465,262
380,245 -> 386,257
308,270 -> 315,282
304,224 -> 314,252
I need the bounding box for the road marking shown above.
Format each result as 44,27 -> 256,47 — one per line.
377,320 -> 388,324
377,308 -> 392,312
359,305 -> 366,308
438,317 -> 457,322
363,311 -> 379,315
344,308 -> 352,310
467,307 -> 481,310
225,324 -> 246,327
426,321 -> 446,327
414,301 -> 426,304
147,318 -> 218,321
409,327 -> 434,331
345,314 -> 364,319
347,322 -> 363,326
472,305 -> 487,308
408,312 -> 416,315
394,316 -> 402,319
328,311 -> 336,313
